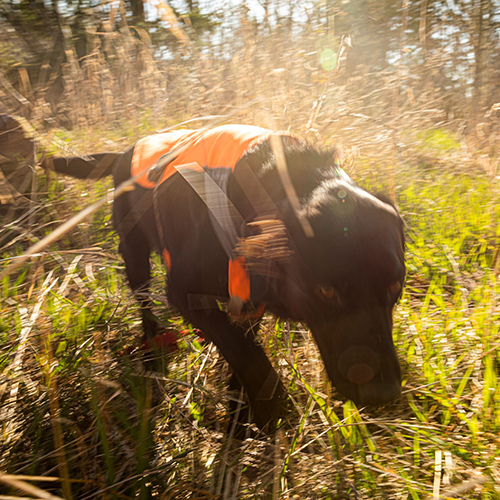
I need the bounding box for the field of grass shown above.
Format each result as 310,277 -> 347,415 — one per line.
1,121 -> 500,499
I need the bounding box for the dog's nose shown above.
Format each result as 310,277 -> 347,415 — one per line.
347,363 -> 375,384
338,345 -> 381,384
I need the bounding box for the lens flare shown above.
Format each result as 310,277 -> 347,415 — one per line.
320,49 -> 337,71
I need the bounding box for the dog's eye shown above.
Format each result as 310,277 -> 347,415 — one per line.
388,281 -> 402,296
319,285 -> 337,300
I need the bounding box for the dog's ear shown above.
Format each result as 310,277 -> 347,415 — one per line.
372,191 -> 406,248
372,192 -> 397,208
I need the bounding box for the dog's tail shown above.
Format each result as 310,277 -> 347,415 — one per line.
44,153 -> 121,180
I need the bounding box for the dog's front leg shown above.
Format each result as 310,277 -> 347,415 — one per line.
178,301 -> 285,431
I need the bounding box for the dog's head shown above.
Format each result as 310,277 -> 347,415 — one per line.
304,179 -> 404,406
240,143 -> 405,406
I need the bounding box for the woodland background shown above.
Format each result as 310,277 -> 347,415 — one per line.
1,0 -> 499,139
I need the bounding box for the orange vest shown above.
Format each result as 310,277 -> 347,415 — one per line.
131,124 -> 292,318
131,124 -> 278,189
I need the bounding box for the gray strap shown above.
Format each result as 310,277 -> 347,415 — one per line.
175,163 -> 245,257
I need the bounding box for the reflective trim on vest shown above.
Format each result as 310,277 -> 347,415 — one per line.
228,256 -> 264,320
162,248 -> 172,272
228,256 -> 251,303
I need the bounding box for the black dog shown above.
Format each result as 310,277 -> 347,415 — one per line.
1,119 -> 405,428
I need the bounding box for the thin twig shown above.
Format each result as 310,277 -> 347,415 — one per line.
0,473 -> 65,500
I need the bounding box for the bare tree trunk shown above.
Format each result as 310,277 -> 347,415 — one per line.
473,0 -> 485,120
419,0 -> 428,62
130,0 -> 145,23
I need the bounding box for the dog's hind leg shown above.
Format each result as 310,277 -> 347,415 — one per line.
114,192 -> 159,340
118,231 -> 159,340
